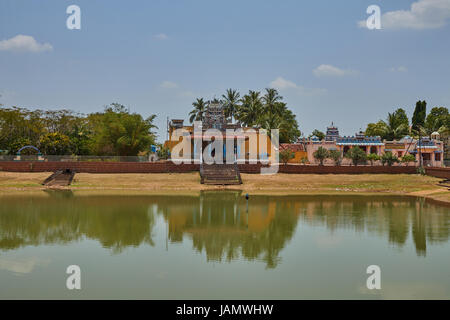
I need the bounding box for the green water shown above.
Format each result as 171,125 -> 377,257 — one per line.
0,191 -> 449,299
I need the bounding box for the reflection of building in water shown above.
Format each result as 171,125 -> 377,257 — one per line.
156,191 -> 297,268
0,195 -> 448,260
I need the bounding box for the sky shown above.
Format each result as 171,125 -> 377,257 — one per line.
1,0 -> 450,143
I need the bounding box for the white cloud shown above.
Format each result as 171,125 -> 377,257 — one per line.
270,77 -> 326,96
389,66 -> 408,72
160,81 -> 178,89
0,35 -> 53,53
313,64 -> 358,77
270,77 -> 297,89
358,0 -> 450,30
154,33 -> 168,40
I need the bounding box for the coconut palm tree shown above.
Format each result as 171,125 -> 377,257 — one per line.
236,91 -> 263,127
222,89 -> 240,123
189,98 -> 207,123
262,88 -> 283,117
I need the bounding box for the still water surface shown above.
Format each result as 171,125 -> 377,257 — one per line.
0,191 -> 449,299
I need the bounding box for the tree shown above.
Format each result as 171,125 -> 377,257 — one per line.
39,132 -> 71,155
299,156 -> 308,165
189,98 -> 207,123
365,108 -> 409,140
425,107 -> 450,133
345,147 -> 367,166
328,149 -> 342,166
412,100 -> 427,131
157,145 -> 170,160
401,154 -> 416,166
236,90 -> 263,127
279,149 -> 295,165
381,152 -> 399,166
311,129 -> 325,141
367,153 -> 381,166
365,121 -> 389,139
385,108 -> 409,140
262,88 -> 283,117
313,147 -> 329,165
90,103 -> 157,156
222,89 -> 240,123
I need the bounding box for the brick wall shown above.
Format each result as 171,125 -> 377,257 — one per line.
0,161 -> 418,174
425,167 -> 450,179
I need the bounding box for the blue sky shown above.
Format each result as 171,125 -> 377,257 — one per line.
1,0 -> 450,142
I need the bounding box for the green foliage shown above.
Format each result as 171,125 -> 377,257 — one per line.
311,129 -> 325,141
8,137 -> 32,155
367,153 -> 381,165
0,103 -> 157,156
401,154 -> 416,166
299,156 -> 308,165
328,149 -> 341,166
221,88 -> 301,143
39,132 -> 71,155
425,107 -> 450,133
236,90 -> 263,127
157,145 -> 170,160
313,146 -> 329,165
222,89 -> 240,122
381,152 -> 399,166
365,121 -> 389,138
90,103 -> 157,156
365,108 -> 409,140
280,149 -> 295,165
412,100 -> 427,131
189,98 -> 207,123
344,147 -> 367,166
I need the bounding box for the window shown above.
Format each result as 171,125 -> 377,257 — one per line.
435,153 -> 441,161
397,151 -> 403,157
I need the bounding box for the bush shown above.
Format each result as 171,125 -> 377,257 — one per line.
280,149 -> 295,165
367,153 -> 381,166
328,149 -> 342,166
313,147 -> 329,165
157,145 -> 170,160
381,152 -> 399,166
401,154 -> 416,166
344,147 -> 367,166
299,156 -> 309,165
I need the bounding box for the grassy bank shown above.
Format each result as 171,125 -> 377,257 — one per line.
0,172 -> 448,204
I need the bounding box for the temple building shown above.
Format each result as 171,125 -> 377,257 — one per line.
164,101 -> 274,163
283,124 -> 444,166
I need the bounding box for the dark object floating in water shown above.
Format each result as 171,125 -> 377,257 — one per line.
42,169 -> 76,186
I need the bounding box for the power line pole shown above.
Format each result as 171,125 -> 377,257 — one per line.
418,129 -> 423,169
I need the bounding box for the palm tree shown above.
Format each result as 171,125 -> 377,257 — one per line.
189,98 -> 207,123
385,109 -> 409,140
262,88 -> 283,117
222,89 -> 240,123
236,91 -> 263,127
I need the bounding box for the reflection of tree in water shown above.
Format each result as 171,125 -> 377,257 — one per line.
0,193 -> 448,260
156,191 -> 299,269
294,195 -> 450,256
0,196 -> 155,253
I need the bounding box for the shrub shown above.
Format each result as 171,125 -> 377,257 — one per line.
401,154 -> 416,166
313,147 -> 329,166
280,149 -> 295,165
367,153 -> 381,166
328,149 -> 342,166
381,152 -> 399,166
344,147 -> 367,166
